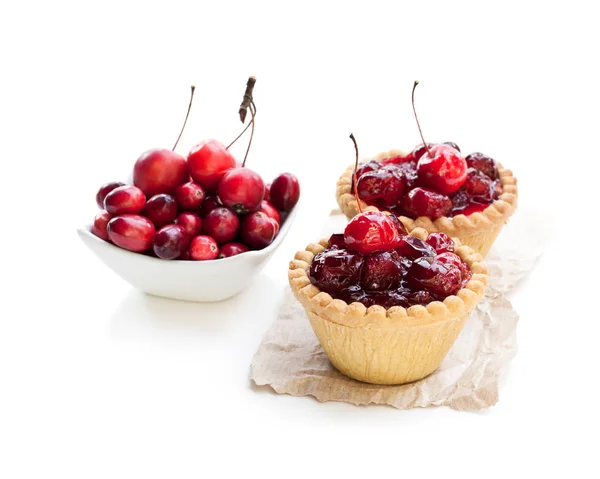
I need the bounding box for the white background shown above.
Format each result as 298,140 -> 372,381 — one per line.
1,1 -> 599,478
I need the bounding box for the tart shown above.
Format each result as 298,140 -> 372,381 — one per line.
288,225 -> 488,385
336,146 -> 517,257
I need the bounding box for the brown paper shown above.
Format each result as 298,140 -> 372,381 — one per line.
250,211 -> 541,411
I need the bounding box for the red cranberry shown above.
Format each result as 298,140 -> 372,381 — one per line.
240,211 -> 278,250
189,235 -> 219,260
401,187 -> 452,219
436,252 -> 472,287
107,215 -> 156,252
396,236 -> 436,259
133,149 -> 188,197
263,183 -> 271,202
465,152 -> 499,179
175,212 -> 202,238
309,249 -> 364,294
344,211 -> 400,254
406,256 -> 462,298
218,242 -> 249,259
218,167 -> 265,214
153,224 -> 189,260
91,210 -> 112,240
417,144 -> 467,194
328,233 -> 347,249
142,194 -> 178,228
201,196 -> 222,218
96,181 -> 126,209
269,173 -> 300,211
442,141 -> 460,152
173,182 -> 205,211
360,251 -> 402,291
464,168 -> 496,203
259,200 -> 281,224
426,232 -> 455,254
188,139 -> 236,190
203,207 -> 240,244
104,185 -> 146,215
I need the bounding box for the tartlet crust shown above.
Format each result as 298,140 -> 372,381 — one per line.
288,228 -> 489,385
335,149 -> 518,256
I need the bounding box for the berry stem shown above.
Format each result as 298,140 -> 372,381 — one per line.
241,101 -> 256,167
411,81 -> 432,158
349,133 -> 363,213
173,85 -> 196,151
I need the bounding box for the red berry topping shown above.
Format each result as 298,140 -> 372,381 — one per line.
240,211 -> 278,250
459,203 -> 489,216
188,139 -> 236,190
401,187 -> 452,219
355,160 -> 381,179
464,168 -> 497,203
107,215 -> 156,252
328,233 -> 347,249
442,141 -> 461,152
269,173 -> 300,211
91,210 -> 112,241
142,194 -> 178,228
218,242 -> 249,259
436,252 -> 472,287
406,256 -> 462,298
175,212 -> 203,238
189,235 -> 219,261
396,235 -> 436,259
259,200 -> 281,224
173,181 -> 205,211
417,144 -> 467,194
343,211 -> 400,254
218,167 -> 265,214
409,143 -> 435,162
203,207 -> 240,244
309,249 -> 364,294
96,181 -> 126,209
465,152 -> 499,179
426,232 -> 455,254
104,185 -> 146,215
153,224 -> 189,260
360,251 -> 402,291
133,149 -> 188,197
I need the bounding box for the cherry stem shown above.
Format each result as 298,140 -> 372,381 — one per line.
349,133 -> 363,213
173,85 -> 196,151
241,101 -> 256,167
411,81 -> 432,158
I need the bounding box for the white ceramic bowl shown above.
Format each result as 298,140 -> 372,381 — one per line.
78,206 -> 297,302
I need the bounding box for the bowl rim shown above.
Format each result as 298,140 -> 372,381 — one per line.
78,202 -> 299,265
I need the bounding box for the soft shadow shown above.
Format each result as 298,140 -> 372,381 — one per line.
109,273 -> 279,339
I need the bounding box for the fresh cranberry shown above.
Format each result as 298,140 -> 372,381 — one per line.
464,168 -> 496,203
189,235 -> 219,260
218,167 -> 265,214
142,194 -> 178,228
344,211 -> 400,254
436,252 -> 472,287
328,233 -> 347,249
465,152 -> 499,179
240,211 -> 278,250
401,187 -> 452,219
173,181 -> 205,211
426,232 -> 455,254
201,196 -> 222,217
91,210 -> 112,241
104,185 -> 146,215
416,144 -> 467,194
175,212 -> 203,238
180,249 -> 191,260
360,251 -> 402,291
107,215 -> 156,252
203,207 -> 240,244
269,173 -> 300,211
96,181 -> 126,209
263,183 -> 271,202
309,249 -> 364,294
133,149 -> 188,197
407,256 -> 462,298
396,236 -> 436,259
259,200 -> 281,224
218,242 -> 249,259
442,141 -> 460,152
153,224 -> 189,260
188,139 -> 236,190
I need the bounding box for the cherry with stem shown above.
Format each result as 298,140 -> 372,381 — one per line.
225,76 -> 257,167
411,81 -> 432,159
349,133 -> 363,213
173,85 -> 196,150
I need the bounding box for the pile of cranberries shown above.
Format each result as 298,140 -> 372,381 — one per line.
352,82 -> 502,220
90,81 -> 300,261
309,213 -> 472,308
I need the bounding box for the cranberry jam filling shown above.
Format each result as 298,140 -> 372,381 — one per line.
309,228 -> 472,309
353,145 -> 502,220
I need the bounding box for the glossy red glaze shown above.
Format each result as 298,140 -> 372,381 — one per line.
401,187 -> 452,220
188,139 -> 236,190
133,149 -> 188,197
